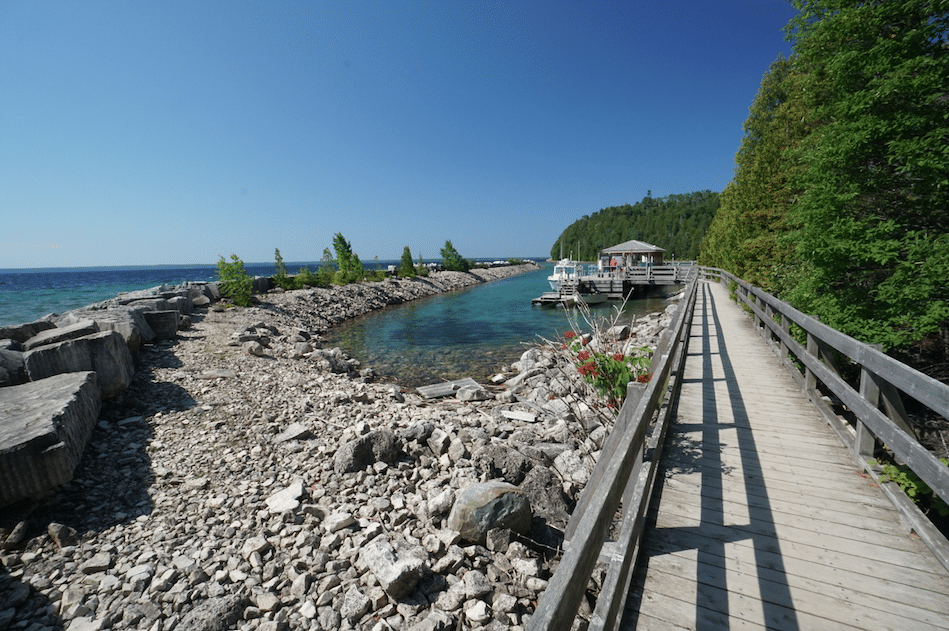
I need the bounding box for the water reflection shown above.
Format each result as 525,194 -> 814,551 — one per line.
323,266 -> 676,387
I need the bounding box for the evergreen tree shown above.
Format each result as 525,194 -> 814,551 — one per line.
784,0 -> 949,350
398,246 -> 416,277
699,56 -> 808,293
441,240 -> 471,272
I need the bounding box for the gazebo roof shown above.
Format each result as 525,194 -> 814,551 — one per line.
601,239 -> 666,255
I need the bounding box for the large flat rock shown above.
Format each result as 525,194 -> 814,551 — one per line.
23,319 -> 99,351
23,331 -> 134,398
0,371 -> 101,507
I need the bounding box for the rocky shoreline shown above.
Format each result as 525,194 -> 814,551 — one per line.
0,263 -> 680,631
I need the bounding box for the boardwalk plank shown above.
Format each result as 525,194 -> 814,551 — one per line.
621,280 -> 949,630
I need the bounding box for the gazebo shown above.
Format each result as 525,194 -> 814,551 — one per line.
600,239 -> 666,271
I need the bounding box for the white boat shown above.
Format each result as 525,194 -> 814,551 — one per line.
548,259 -> 580,291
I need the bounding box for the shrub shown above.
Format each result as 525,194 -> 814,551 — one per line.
216,254 -> 253,306
272,248 -> 295,290
441,240 -> 471,272
398,246 -> 417,277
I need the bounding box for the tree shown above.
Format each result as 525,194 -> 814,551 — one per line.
783,0 -> 949,350
699,55 -> 808,293
398,246 -> 416,277
332,232 -> 365,284
440,240 -> 471,272
216,254 -> 253,306
273,248 -> 294,290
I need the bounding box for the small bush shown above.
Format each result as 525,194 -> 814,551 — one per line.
216,254 -> 253,306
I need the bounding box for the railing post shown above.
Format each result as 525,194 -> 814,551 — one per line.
856,361 -> 879,460
779,314 -> 790,361
804,331 -> 819,394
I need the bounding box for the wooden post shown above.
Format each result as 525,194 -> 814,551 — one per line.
805,331 -> 818,394
780,313 -> 790,361
856,362 -> 879,460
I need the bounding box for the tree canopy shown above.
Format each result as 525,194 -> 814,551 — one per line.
440,240 -> 471,272
701,0 -> 949,356
551,190 -> 719,261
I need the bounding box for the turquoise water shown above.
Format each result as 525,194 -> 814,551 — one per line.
323,264 -> 676,387
1,262 -> 677,387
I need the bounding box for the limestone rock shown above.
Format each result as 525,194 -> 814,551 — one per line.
59,307 -> 156,355
447,482 -> 532,545
0,320 -> 56,344
23,320 -> 99,351
0,372 -> 100,507
23,331 -> 134,399
141,310 -> 179,340
355,537 -> 424,600
0,348 -> 26,387
178,593 -> 250,631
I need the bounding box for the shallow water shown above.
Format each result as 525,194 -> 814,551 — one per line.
323,264 -> 676,387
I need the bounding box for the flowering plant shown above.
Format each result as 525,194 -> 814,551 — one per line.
563,331 -> 651,410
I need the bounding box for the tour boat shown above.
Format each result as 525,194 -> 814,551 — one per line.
548,259 -> 580,291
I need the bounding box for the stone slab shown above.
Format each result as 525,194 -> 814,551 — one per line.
23,320 -> 99,351
0,371 -> 101,507
23,331 -> 134,399
0,320 -> 56,345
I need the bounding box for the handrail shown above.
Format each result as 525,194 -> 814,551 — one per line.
528,267 -> 699,631
703,266 -> 949,568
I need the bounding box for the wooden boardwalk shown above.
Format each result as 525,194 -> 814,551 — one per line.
621,280 -> 949,630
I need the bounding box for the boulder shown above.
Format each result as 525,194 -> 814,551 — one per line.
23,320 -> 99,351
519,465 -> 572,529
447,481 -> 532,545
0,320 -> 56,345
334,429 -> 400,474
142,310 -> 179,340
0,372 -> 101,507
354,537 -> 425,599
0,348 -> 27,387
177,593 -> 250,631
23,331 -> 134,398
471,444 -> 533,485
58,307 -> 155,356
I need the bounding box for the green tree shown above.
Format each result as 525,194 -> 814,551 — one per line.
699,55 -> 808,293
216,254 -> 253,307
416,253 -> 429,276
332,232 -> 365,284
273,248 -> 294,290
783,0 -> 949,350
398,246 -> 417,277
441,240 -> 471,272
317,248 -> 335,286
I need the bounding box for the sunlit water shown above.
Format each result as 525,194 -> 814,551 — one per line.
323,264 -> 678,387
1,262 -> 680,388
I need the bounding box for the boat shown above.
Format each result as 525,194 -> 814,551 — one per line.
548,259 -> 580,291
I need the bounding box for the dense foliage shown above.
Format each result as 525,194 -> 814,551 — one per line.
332,233 -> 365,285
701,0 -> 948,357
551,191 -> 719,261
398,246 -> 417,277
216,254 -> 253,307
699,56 -> 807,292
440,240 -> 471,272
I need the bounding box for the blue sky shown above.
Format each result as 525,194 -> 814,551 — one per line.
1,1 -> 798,268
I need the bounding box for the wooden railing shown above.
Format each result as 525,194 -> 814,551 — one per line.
529,267 -> 949,631
701,267 -> 949,569
527,267 -> 700,631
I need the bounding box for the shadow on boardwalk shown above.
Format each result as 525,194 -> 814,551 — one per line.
620,281 -> 949,630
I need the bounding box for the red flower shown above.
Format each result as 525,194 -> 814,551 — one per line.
563,330 -> 577,340
637,373 -> 652,383
612,353 -> 624,361
581,336 -> 590,345
577,361 -> 597,377
577,350 -> 591,361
